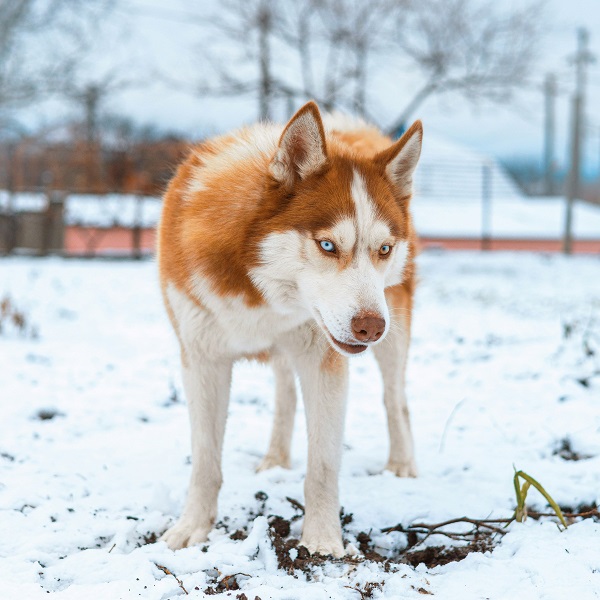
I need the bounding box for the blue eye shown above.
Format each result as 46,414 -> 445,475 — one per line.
380,245 -> 391,255
319,240 -> 336,253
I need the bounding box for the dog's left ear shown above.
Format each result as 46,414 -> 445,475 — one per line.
375,120 -> 422,196
269,101 -> 328,189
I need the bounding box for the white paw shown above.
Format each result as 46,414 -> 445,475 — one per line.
256,453 -> 290,472
299,535 -> 345,558
385,459 -> 418,478
160,519 -> 211,550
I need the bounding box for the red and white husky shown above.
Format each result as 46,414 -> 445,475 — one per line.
157,102 -> 422,557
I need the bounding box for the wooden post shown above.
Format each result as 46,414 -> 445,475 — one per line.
132,194 -> 142,260
481,163 -> 493,251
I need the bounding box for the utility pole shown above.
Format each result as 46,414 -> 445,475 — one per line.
543,73 -> 556,195
563,28 -> 594,254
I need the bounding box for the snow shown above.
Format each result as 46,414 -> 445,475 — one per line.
62,194 -> 162,229
1,252 -> 600,599
0,190 -> 161,229
412,196 -> 600,240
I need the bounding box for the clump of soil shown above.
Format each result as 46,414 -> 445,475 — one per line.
553,437 -> 593,461
403,538 -> 494,568
356,531 -> 385,562
204,573 -> 242,594
35,408 -> 64,421
348,581 -> 384,598
230,529 -> 248,541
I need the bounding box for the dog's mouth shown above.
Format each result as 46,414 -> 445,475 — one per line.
314,310 -> 369,355
329,336 -> 368,355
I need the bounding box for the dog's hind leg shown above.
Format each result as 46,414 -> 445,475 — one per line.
257,354 -> 297,471
161,353 -> 233,549
372,284 -> 417,478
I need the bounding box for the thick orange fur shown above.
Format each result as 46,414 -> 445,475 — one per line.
158,106 -> 418,316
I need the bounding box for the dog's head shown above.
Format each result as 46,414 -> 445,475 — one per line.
251,102 -> 422,357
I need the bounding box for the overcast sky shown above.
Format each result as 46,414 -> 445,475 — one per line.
28,0 -> 600,173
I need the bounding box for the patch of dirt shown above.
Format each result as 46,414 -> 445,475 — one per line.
142,532 -> 158,545
204,572 -> 251,595
163,492 -> 513,595
230,529 -> 248,541
34,408 -> 65,421
347,581 -> 384,598
403,538 -> 494,568
266,504 -> 494,575
269,515 -> 290,538
356,531 -> 385,562
553,438 -> 593,461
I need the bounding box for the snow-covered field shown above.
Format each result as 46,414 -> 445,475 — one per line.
1,252 -> 599,600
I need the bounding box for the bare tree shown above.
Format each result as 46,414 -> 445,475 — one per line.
0,0 -> 113,118
186,0 -> 544,126
387,0 -> 545,134
193,0 -> 403,120
270,0 -> 400,115
191,0 -> 280,120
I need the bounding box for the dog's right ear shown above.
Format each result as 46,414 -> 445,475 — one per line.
269,101 -> 328,189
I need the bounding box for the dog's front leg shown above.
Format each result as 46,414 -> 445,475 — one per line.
292,336 -> 348,557
161,355 -> 233,549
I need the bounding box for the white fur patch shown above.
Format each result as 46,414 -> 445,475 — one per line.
385,240 -> 409,287
329,219 -> 356,254
250,230 -> 306,310
189,272 -> 309,356
351,171 -> 393,249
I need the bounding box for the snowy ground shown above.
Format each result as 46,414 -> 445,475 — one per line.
1,252 -> 599,600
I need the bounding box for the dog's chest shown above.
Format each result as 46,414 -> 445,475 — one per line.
219,303 -> 310,354
167,279 -> 310,357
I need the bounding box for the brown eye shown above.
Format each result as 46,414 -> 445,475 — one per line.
380,244 -> 391,256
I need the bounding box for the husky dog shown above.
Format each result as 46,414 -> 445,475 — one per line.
157,102 -> 422,557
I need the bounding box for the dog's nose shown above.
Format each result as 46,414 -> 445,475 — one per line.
351,314 -> 385,342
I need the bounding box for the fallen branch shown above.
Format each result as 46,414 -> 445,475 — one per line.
155,563 -> 188,595
528,508 -> 599,521
286,496 -> 305,513
382,516 -> 511,536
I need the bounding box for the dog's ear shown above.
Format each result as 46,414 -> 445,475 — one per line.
375,120 -> 422,196
269,101 -> 328,188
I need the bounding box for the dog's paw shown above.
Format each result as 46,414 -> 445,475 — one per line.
299,535 -> 345,558
256,453 -> 290,472
160,519 -> 211,550
384,459 -> 418,478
